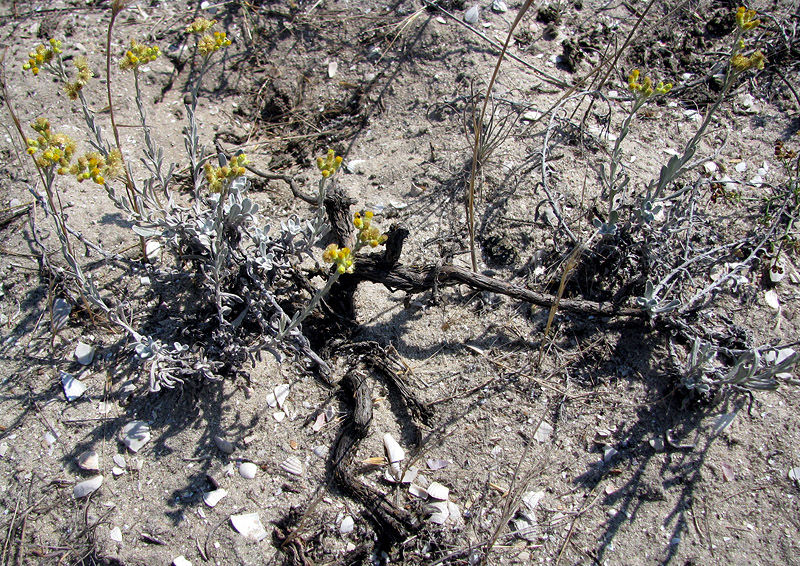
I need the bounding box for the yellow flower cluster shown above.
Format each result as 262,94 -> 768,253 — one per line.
198,31 -> 231,57
354,211 -> 388,247
316,149 -> 343,178
735,6 -> 760,31
22,38 -> 62,76
186,17 -> 217,34
203,153 -> 248,193
119,39 -> 160,71
64,56 -> 94,100
69,149 -> 123,186
322,244 -> 354,274
26,118 -> 76,173
628,70 -> 672,98
731,50 -> 766,72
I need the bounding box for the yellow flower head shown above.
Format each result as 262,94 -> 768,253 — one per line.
628,69 -> 670,98
731,50 -> 766,73
316,149 -> 343,178
354,210 -> 387,248
203,153 -> 248,193
64,56 -> 94,100
735,7 -> 760,31
322,243 -> 354,274
22,39 -> 62,76
68,149 -> 123,185
197,31 -> 231,57
26,118 -> 75,171
186,17 -> 217,34
119,39 -> 160,71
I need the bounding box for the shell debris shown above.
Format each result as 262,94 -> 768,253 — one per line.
73,475 -> 103,499
230,512 -> 268,541
239,462 -> 258,479
119,421 -> 151,453
203,488 -> 228,507
280,456 -> 303,476
383,433 -> 405,463
77,450 -> 100,471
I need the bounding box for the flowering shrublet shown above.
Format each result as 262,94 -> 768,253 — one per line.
69,150 -> 124,185
354,211 -> 388,247
204,153 -> 248,193
64,56 -> 94,100
119,39 -> 160,71
322,244 -> 354,274
627,70 -> 671,98
26,118 -> 76,173
316,149 -> 343,177
198,31 -> 231,57
735,6 -> 760,31
22,39 -> 62,76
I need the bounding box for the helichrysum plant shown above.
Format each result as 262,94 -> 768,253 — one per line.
7,5 -> 387,391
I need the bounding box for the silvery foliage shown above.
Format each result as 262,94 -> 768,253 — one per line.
635,280 -> 680,315
85,149 -> 332,390
683,339 -> 799,393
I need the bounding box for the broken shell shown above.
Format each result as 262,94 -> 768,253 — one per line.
203,488 -> 228,507
173,557 -> 192,566
273,411 -> 286,422
213,435 -> 235,454
280,456 -> 303,476
113,454 -> 126,468
312,445 -> 328,458
447,501 -> 462,524
426,458 -> 448,470
603,446 -> 618,462
112,466 -> 125,476
409,484 -> 428,499
312,413 -> 326,432
426,500 -> 450,524
230,512 -> 268,541
239,462 -> 258,479
109,526 -> 122,542
267,383 -> 290,409
75,342 -> 96,365
120,421 -> 151,453
770,260 -> 786,283
340,515 -> 354,534
73,475 -> 103,498
426,481 -> 449,501
383,433 -> 405,463
464,4 -> 480,24
61,371 -> 87,402
533,421 -> 553,443
401,467 -> 418,484
77,450 -> 100,471
521,490 -> 544,511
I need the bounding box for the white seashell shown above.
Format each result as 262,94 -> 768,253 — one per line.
464,5 -> 480,24
61,371 -> 87,402
239,462 -> 258,479
73,475 -> 103,498
603,446 -> 618,462
113,454 -> 126,468
203,488 -> 228,507
703,161 -> 717,174
52,298 -> 71,331
75,342 -> 95,365
426,500 -> 450,524
145,240 -> 162,260
78,450 -> 100,471
281,456 -> 303,476
327,61 -> 338,79
491,0 -> 507,12
112,466 -> 125,476
533,421 -> 553,443
120,421 -> 151,453
340,515 -> 354,534
765,289 -> 780,310
109,526 -> 122,542
273,411 -> 286,422
426,481 -> 449,501
401,467 -> 418,484
409,484 -> 428,499
173,557 -> 192,566
383,433 -> 405,463
0,442 -> 7,458
735,161 -> 748,172
447,501 -> 462,524
312,445 -> 328,458
213,435 -> 235,454
770,260 -> 786,283
426,458 -> 448,470
513,514 -> 538,541
384,463 -> 403,483
230,512 -> 268,541
521,490 -> 544,511
274,384 -> 290,409
522,110 -> 542,121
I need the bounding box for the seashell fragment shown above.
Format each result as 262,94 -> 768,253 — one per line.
464,5 -> 480,24
113,454 -> 126,468
173,557 -> 192,566
203,488 -> 228,507
426,481 -> 449,501
409,484 -> 428,499
281,456 -> 303,476
78,450 -> 100,471
426,458 -> 449,470
213,435 -> 235,454
533,421 -> 553,443
239,462 -> 258,479
75,342 -> 96,366
340,515 -> 354,534
120,421 -> 151,453
230,512 -> 268,541
426,500 -> 450,524
312,445 -> 328,458
273,384 -> 290,409
383,433 -> 405,463
61,371 -> 87,402
73,475 -> 103,498
109,526 -> 122,542
112,466 -> 125,476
